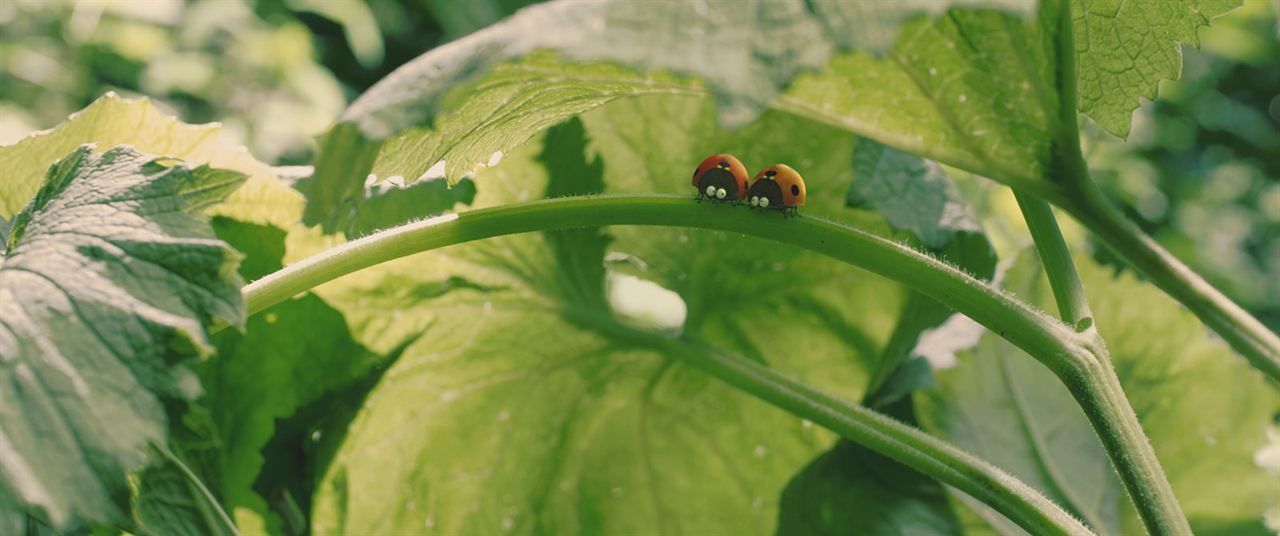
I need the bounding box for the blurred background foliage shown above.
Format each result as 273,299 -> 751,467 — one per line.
0,0 -> 536,163
1083,0 -> 1280,330
0,0 -> 1276,323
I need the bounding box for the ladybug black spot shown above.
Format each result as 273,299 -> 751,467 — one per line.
791,184 -> 800,196
765,170 -> 777,178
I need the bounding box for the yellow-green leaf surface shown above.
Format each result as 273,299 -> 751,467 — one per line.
1074,0 -> 1243,137
306,0 -> 1035,231
308,95 -> 908,534
778,4 -> 1066,201
0,146 -> 246,528
917,251 -> 1280,534
0,92 -> 302,229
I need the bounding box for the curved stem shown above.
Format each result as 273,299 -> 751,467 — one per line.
574,310 -> 1092,535
158,448 -> 241,536
246,195 -> 1084,375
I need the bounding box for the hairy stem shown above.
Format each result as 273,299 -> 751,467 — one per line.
1017,195 -> 1190,535
1066,183 -> 1280,383
1015,195 -> 1092,327
1038,1 -> 1193,530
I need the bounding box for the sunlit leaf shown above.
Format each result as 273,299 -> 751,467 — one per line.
308,96 -> 906,534
0,92 -> 302,230
0,145 -> 245,528
1074,0 -> 1243,137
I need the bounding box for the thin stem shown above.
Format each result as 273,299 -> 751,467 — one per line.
158,448 -> 241,536
570,312 -> 1093,536
1015,194 -> 1092,328
245,195 -> 1084,377
1067,183 -> 1280,383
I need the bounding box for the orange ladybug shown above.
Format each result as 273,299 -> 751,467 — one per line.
692,154 -> 749,202
748,164 -> 806,214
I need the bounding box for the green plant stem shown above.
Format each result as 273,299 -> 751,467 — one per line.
572,311 -> 1093,536
1034,3 -> 1194,530
1015,194 -> 1091,326
158,448 -> 241,536
1016,194 -> 1191,535
245,196 -> 1080,372
1066,183 -> 1280,383
240,194 -> 1132,534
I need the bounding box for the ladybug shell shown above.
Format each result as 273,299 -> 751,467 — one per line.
692,154 -> 749,200
748,164 -> 806,208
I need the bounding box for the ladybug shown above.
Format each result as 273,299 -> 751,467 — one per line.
692,154 -> 749,202
748,164 -> 806,214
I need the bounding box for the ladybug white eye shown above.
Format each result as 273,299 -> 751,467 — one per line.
715,188 -> 727,199
758,197 -> 769,208
705,185 -> 717,196
749,196 -> 758,206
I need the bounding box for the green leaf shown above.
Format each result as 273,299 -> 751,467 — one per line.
205,293 -> 385,535
309,55 -> 703,231
347,177 -> 476,237
778,4 -> 1065,200
1074,0 -> 1243,137
777,440 -> 962,536
539,118 -> 609,311
309,96 -> 906,534
306,0 -> 1036,230
846,138 -> 996,404
0,92 -> 302,230
775,139 -> 995,535
0,145 -> 246,528
916,250 -> 1280,534
194,216 -> 390,534
849,138 -> 983,249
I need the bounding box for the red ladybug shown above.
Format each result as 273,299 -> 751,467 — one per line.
692,154 -> 749,202
748,164 -> 806,214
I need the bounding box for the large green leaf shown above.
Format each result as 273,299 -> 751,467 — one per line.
917,251 -> 1280,534
308,95 -> 907,534
305,0 -> 1036,230
1074,0 -> 1242,137
0,145 -> 246,528
202,293 -> 384,534
778,3 -> 1066,201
